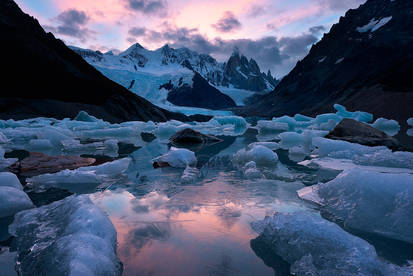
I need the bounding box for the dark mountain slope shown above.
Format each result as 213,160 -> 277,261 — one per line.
0,0 -> 188,123
167,73 -> 236,109
242,0 -> 413,122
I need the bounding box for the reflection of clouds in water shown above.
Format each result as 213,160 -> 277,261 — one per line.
206,254 -> 238,276
215,205 -> 242,229
122,222 -> 172,256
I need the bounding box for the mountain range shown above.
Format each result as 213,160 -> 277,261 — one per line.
70,43 -> 278,110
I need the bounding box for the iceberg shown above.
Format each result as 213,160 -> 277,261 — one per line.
233,145 -> 278,167
9,195 -> 122,275
298,168 -> 413,244
0,187 -> 34,218
0,172 -> 33,218
252,211 -> 410,276
0,171 -> 23,190
74,111 -> 102,123
408,118 -> 413,127
371,118 -> 400,136
209,116 -> 248,134
152,147 -> 197,168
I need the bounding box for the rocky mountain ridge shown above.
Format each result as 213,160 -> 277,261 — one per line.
242,0 -> 413,123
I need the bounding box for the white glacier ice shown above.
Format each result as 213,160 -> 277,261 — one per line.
298,168 -> 413,244
252,211 -> 411,276
9,195 -> 122,275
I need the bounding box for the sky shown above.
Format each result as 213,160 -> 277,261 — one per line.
15,0 -> 365,77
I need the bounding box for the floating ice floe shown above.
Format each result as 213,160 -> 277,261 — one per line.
153,147 -> 197,168
26,158 -> 131,192
298,168 -> 413,244
311,137 -> 413,170
0,172 -> 33,218
9,195 -> 122,275
252,211 -> 411,276
371,117 -> 400,136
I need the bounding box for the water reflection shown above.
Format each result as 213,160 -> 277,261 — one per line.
91,167 -> 311,276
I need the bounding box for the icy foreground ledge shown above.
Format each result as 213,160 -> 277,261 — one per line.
298,168 -> 413,244
9,195 -> 122,276
251,212 -> 411,276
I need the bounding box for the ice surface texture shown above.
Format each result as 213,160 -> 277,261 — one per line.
9,195 -> 122,276
252,211 -> 410,276
298,168 -> 413,244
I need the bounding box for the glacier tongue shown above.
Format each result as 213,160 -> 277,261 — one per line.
9,195 -> 122,276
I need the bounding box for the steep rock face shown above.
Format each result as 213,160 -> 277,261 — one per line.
244,0 -> 413,122
167,73 -> 236,109
223,49 -> 278,92
0,0 -> 188,123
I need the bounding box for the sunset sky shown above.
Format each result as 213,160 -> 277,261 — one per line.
15,0 -> 365,76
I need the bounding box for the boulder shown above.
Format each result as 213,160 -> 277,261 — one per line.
9,152 -> 96,177
325,118 -> 399,149
169,128 -> 222,145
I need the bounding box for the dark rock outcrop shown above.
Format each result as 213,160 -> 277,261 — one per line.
9,152 -> 96,177
167,73 -> 236,109
326,118 -> 399,149
0,0 -> 188,123
169,128 -> 222,146
243,0 -> 413,123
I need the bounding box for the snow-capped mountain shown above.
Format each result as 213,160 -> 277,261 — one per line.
70,43 -> 278,110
